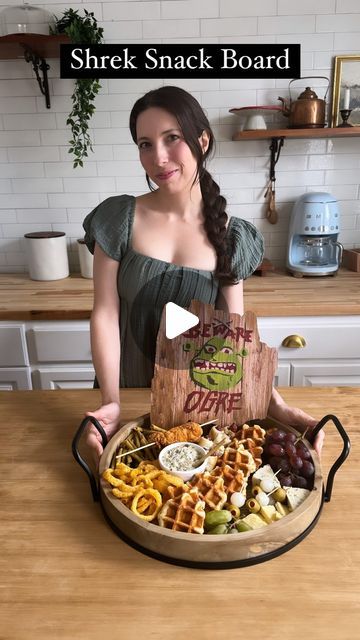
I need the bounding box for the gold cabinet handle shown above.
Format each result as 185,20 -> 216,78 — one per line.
282,334 -> 306,349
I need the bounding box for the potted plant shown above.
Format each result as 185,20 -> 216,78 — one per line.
50,9 -> 104,167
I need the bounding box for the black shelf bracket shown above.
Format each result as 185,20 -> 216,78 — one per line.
269,136 -> 285,183
23,46 -> 51,108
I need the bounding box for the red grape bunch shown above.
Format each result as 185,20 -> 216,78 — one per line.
263,428 -> 315,490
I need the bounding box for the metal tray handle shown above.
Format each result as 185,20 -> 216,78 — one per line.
309,414 -> 350,502
71,416 -> 108,502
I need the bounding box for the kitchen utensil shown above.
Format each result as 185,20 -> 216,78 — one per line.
278,77 -> 330,128
263,137 -> 284,224
264,180 -> 278,224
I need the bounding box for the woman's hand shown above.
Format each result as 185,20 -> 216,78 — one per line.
84,401 -> 121,464
268,389 -> 325,457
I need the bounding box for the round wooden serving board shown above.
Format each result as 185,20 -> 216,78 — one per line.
98,415 -> 323,566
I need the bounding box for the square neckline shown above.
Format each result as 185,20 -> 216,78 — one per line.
126,194 -> 234,274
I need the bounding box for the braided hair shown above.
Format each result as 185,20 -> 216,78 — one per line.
129,85 -> 237,284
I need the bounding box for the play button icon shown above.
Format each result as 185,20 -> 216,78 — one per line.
165,302 -> 199,339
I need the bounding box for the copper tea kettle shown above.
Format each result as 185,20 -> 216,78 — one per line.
278,76 -> 330,128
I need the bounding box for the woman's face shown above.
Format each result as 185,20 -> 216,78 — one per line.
136,107 -> 206,193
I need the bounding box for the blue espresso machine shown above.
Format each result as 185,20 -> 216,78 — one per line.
287,192 -> 343,277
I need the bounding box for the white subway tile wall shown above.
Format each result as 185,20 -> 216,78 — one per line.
0,0 -> 359,272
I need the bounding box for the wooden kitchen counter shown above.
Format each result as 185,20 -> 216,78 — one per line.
1,387 -> 358,640
0,273 -> 94,320
0,268 -> 359,319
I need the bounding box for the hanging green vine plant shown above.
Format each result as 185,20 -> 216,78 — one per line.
50,9 -> 104,168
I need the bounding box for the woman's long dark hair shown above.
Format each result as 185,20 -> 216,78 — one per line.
129,85 -> 236,283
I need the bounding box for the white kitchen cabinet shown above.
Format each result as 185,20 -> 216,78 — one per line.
273,362 -> 291,386
0,323 -> 31,389
27,324 -> 92,363
291,361 -> 360,386
0,320 -> 94,390
258,316 -> 360,387
0,368 -> 32,390
28,321 -> 95,389
0,324 -> 28,366
32,367 -> 95,390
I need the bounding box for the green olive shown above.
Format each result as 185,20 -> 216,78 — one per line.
236,520 -> 252,533
204,510 -> 232,530
246,498 -> 260,514
272,488 -> 287,503
224,502 -> 240,519
206,524 -> 228,535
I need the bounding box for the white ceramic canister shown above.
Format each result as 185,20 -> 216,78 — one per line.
24,231 -> 69,281
77,239 -> 93,279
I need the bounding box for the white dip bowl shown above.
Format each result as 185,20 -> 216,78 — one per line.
158,442 -> 207,482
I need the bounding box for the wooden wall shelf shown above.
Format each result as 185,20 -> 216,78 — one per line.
0,34 -> 70,108
232,127 -> 360,141
0,34 -> 70,59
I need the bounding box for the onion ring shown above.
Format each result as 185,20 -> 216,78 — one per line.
131,488 -> 162,521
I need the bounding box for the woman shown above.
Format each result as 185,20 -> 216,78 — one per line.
83,85 -> 324,460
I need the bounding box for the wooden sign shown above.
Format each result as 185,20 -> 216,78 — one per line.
150,300 -> 277,428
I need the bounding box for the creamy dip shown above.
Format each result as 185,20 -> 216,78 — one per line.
162,444 -> 203,472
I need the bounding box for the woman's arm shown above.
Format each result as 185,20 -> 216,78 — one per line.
85,243 -> 122,460
90,242 -> 121,404
215,280 -> 244,315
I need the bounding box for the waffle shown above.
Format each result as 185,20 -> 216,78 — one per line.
237,423 -> 266,445
217,440 -> 257,476
235,437 -> 263,469
233,425 -> 266,469
211,464 -> 247,495
157,489 -> 206,534
162,483 -> 189,503
189,471 -> 227,511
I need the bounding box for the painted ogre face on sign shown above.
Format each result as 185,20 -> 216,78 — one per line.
190,337 -> 248,391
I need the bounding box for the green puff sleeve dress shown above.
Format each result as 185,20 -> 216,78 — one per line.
83,194 -> 264,388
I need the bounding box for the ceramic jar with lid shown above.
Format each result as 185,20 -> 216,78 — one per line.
24,231 -> 69,281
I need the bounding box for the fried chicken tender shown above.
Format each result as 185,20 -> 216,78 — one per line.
150,422 -> 203,447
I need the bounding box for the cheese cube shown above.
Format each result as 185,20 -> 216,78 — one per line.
260,505 -> 277,524
275,501 -> 289,516
252,464 -> 280,489
285,487 -> 310,512
242,513 -> 268,529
